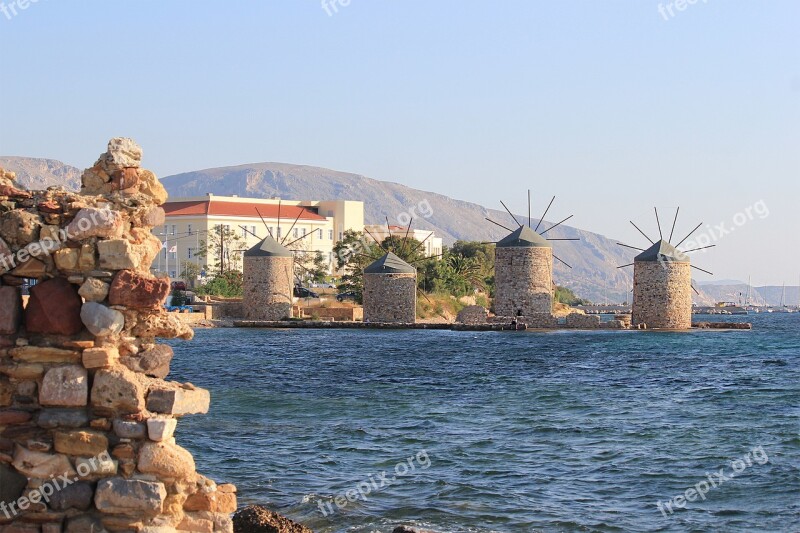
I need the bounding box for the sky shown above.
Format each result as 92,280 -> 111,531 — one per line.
1,1 -> 798,285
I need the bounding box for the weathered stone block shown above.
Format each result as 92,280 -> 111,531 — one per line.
12,445 -> 76,478
112,419 -> 146,439
138,442 -> 195,480
10,345 -> 81,364
91,367 -> 147,415
97,239 -> 139,270
82,346 -> 119,369
121,344 -> 172,378
25,277 -> 84,336
146,386 -> 210,416
48,481 -> 94,511
94,477 -> 166,516
81,302 -> 124,337
147,416 -> 177,442
0,463 -> 28,513
0,286 -> 22,335
54,430 -> 108,457
109,270 -> 170,309
78,277 -> 110,302
37,408 -> 89,429
39,365 -> 88,407
54,247 -> 80,270
65,208 -> 122,241
0,410 -> 31,424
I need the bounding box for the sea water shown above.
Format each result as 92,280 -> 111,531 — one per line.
170,314 -> 800,532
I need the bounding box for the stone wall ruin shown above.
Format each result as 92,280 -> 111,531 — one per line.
0,139 -> 236,532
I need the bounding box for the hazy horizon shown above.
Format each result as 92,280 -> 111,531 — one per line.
1,1 -> 797,285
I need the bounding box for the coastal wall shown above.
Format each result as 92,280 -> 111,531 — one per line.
493,247 -> 553,317
632,261 -> 692,329
242,256 -> 293,321
363,273 -> 416,323
0,140 -> 235,531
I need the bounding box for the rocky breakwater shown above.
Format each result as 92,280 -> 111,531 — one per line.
0,139 -> 236,532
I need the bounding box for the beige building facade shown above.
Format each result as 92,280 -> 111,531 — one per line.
155,194 -> 364,279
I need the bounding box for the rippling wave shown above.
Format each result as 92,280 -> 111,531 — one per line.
169,315 -> 800,532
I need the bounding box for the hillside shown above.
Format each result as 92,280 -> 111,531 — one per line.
0,157 -> 82,191
1,157 -> 755,305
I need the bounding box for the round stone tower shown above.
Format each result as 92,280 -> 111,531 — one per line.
363,252 -> 417,323
631,240 -> 692,329
494,225 -> 554,317
242,235 -> 294,321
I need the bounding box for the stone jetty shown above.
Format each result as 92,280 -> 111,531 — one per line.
0,139 -> 236,531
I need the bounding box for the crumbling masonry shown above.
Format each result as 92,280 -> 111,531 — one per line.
0,139 -> 236,532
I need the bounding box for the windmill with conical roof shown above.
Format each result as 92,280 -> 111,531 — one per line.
361,220 -> 422,324
241,202 -> 322,321
617,208 -> 714,329
487,192 -> 579,319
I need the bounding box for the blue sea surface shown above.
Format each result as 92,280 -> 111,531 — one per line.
169,315 -> 800,533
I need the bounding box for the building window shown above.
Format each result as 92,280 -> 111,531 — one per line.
329,229 -> 334,240
339,232 -> 343,240
277,227 -> 282,239
294,228 -> 299,238
302,228 -> 306,237
171,225 -> 176,236
241,227 -> 248,238
187,224 -> 193,235
318,229 -> 323,239
170,271 -> 176,279
251,225 -> 256,235
188,248 -> 194,259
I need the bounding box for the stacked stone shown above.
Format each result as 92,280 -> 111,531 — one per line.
363,253 -> 417,324
493,226 -> 554,320
241,237 -> 293,321
631,241 -> 693,330
0,139 -> 236,532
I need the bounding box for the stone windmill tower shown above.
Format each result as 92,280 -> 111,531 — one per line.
241,203 -> 319,321
488,193 -> 579,318
363,251 -> 418,324
618,208 -> 713,329
242,234 -> 294,321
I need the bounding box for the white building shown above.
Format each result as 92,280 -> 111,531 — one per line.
363,225 -> 443,257
155,194 -> 364,279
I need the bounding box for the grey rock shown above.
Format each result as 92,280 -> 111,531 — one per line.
94,477 -> 166,515
49,481 -> 94,511
113,419 -> 146,439
37,408 -> 89,429
80,302 -> 124,337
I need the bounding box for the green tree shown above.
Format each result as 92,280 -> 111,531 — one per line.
180,261 -> 201,289
555,286 -> 590,306
197,225 -> 244,275
197,270 -> 243,298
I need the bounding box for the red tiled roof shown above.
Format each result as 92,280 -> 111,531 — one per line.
163,200 -> 327,221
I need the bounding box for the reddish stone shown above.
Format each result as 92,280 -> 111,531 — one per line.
0,286 -> 22,335
37,200 -> 62,214
108,270 -> 170,309
0,410 -> 32,424
0,183 -> 31,198
25,277 -> 84,336
111,167 -> 140,192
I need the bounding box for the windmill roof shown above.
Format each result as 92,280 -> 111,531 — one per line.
635,240 -> 690,263
243,235 -> 293,258
364,252 -> 416,274
496,225 -> 552,248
